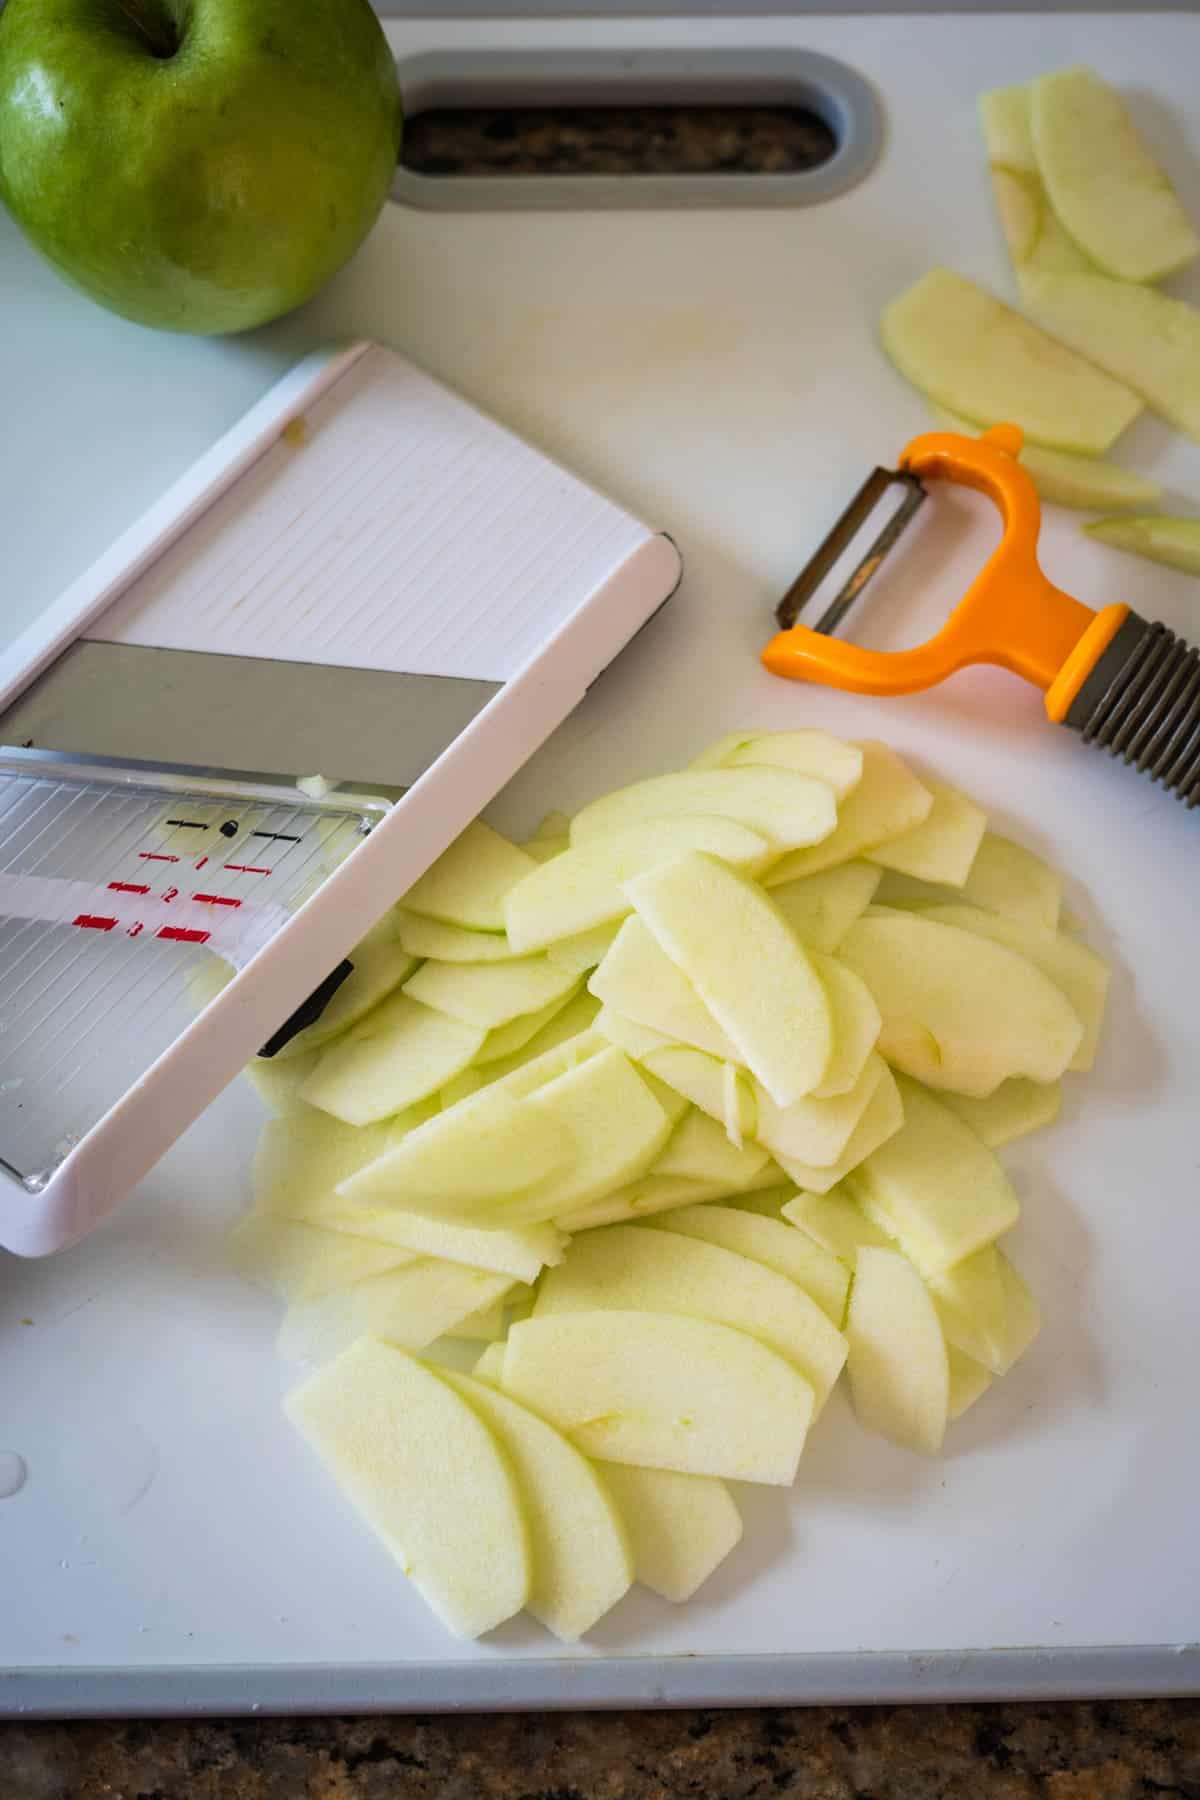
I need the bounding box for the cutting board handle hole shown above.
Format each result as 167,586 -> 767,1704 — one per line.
392,48 -> 882,211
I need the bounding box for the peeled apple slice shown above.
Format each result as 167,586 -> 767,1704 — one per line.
808,953 -> 881,1099
764,743 -> 933,883
278,1261 -> 515,1366
1030,67 -> 1199,282
504,815 -> 769,954
845,1247 -> 950,1456
275,943 -> 418,1057
245,1048 -> 321,1117
880,268 -> 1142,454
286,1340 -> 531,1639
838,909 -> 1084,1095
569,767 -> 837,855
597,1006 -> 677,1061
394,911 -> 523,963
534,1224 -> 847,1413
402,821 -> 538,931
781,1187 -> 894,1267
446,1298 -> 509,1343
930,405 -> 1160,513
846,1076 -> 1020,1278
556,1173 -> 734,1234
478,992 -> 602,1081
865,781 -> 987,887
590,916 -> 741,1064
439,1371 -> 634,1641
627,853 -> 834,1106
938,1077 -> 1062,1149
650,1203 -> 850,1327
501,1311 -> 815,1485
754,1053 -> 886,1171
650,1109 -> 774,1192
918,903 -> 1108,1071
947,1346 -> 994,1421
598,1464 -> 743,1603
766,862 -> 882,953
1086,515 -> 1200,576
253,1110 -> 392,1219
962,834 -> 1063,932
301,994 -> 486,1126
228,1215 -> 415,1302
473,990 -> 584,1066
403,955 -> 581,1030
928,1245 -> 1041,1376
638,1044 -> 758,1142
772,1060 -> 904,1195
1019,269 -> 1200,445
979,84 -> 1093,275
718,731 -> 864,802
545,923 -> 621,976
508,1047 -> 676,1223
312,1206 -> 564,1284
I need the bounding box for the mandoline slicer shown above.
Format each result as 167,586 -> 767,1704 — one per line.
0,340 -> 681,1257
763,423 -> 1200,806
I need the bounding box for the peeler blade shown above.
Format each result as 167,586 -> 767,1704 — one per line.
776,467 -> 927,636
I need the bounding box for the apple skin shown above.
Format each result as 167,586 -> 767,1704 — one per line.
0,0 -> 402,334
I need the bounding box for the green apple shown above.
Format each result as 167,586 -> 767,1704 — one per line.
0,0 -> 402,334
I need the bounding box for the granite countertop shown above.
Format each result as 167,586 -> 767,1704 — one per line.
7,104 -> 1197,1800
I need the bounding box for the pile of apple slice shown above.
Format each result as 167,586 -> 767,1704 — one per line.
881,64 -> 1200,572
231,729 -> 1109,1642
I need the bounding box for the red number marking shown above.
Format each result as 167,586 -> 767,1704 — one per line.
108,881 -> 151,896
156,926 -> 211,945
192,893 -> 241,908
139,852 -> 180,863
223,863 -> 272,876
73,914 -> 117,932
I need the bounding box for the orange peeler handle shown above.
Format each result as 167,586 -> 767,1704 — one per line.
761,424 -> 1129,724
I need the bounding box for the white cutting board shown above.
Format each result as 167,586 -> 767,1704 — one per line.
3,11 -> 1200,1714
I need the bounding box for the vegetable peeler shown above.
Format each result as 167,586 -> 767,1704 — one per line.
762,424 -> 1200,807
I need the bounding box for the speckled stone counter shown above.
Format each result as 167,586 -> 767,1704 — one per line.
4,1701 -> 1199,1798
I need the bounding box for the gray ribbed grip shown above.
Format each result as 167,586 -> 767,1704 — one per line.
1065,612 -> 1200,808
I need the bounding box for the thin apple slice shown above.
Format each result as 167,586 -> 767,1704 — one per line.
649,1204 -> 850,1326
522,811 -> 572,862
627,853 -> 834,1105
545,923 -> 622,976
473,990 -> 585,1066
809,952 -> 881,1098
402,820 -> 538,931
590,916 -> 741,1063
598,1464 -> 743,1603
440,1371 -> 634,1641
930,404 -> 1160,512
301,994 -> 486,1125
555,1174 -> 735,1233
937,1077 -> 1062,1149
473,1342 -> 508,1385
650,1109 -> 774,1191
719,731 -> 864,801
928,1245 -> 1041,1375
1030,67 -> 1199,282
1020,269 -> 1200,445
772,1060 -> 904,1194
1086,515 -> 1200,575
865,781 -> 987,887
918,903 -> 1108,1071
845,1247 -> 950,1456
638,1045 -> 758,1141
569,767 -> 837,854
880,268 -> 1142,453
445,1298 -> 509,1342
500,1311 -> 815,1484
278,1261 -> 515,1365
274,942 -> 418,1058
766,862 -> 882,953
253,1110 -> 393,1218
335,1087 -> 576,1218
763,743 -> 933,883
229,1215 -> 415,1302
394,911 -> 523,963
597,1006 -> 677,1061
980,84 -> 1094,275
477,992 -> 602,1080
781,1187 -> 894,1266
245,1048 -> 322,1117
838,909 -> 1083,1095
311,1206 -> 564,1284
963,834 -> 1063,932
846,1076 -> 1019,1278
285,1340 -> 530,1639
404,955 -> 581,1030
504,816 -> 769,954
755,1053 -> 886,1171
946,1346 -> 994,1421
534,1224 -> 846,1412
